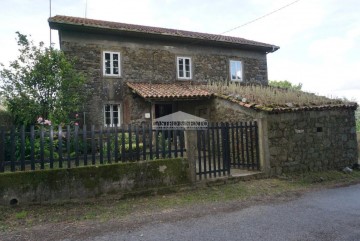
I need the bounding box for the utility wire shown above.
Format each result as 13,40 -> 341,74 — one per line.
220,0 -> 301,35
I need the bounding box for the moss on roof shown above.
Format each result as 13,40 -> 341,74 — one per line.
204,83 -> 358,113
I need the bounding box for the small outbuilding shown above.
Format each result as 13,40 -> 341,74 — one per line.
206,85 -> 358,175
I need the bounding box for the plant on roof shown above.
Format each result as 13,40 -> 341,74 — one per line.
204,81 -> 350,109
269,80 -> 302,91
0,32 -> 87,127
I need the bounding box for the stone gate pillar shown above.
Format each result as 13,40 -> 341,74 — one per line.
184,130 -> 197,184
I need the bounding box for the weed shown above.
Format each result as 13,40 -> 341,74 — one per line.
15,210 -> 27,219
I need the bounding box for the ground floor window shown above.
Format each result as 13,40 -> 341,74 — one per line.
104,104 -> 121,127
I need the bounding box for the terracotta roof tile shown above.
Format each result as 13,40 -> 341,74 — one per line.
127,82 -> 212,99
48,15 -> 279,52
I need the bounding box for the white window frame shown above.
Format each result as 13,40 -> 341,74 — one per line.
103,51 -> 121,77
177,57 -> 192,80
104,104 -> 121,127
230,60 -> 243,82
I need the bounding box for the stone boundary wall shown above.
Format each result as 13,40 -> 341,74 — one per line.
0,158 -> 190,206
267,109 -> 358,175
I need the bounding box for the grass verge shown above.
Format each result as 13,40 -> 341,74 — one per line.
1,170 -> 360,232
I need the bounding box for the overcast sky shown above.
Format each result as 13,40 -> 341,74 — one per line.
0,0 -> 359,103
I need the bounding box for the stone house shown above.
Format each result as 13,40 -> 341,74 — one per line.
49,16 -> 358,175
48,15 -> 279,127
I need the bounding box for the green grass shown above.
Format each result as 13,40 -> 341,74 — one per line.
1,170 -> 360,232
15,211 -> 27,219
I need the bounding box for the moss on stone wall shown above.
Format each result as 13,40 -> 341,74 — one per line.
0,158 -> 190,205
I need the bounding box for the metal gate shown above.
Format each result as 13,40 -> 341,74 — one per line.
196,121 -> 260,180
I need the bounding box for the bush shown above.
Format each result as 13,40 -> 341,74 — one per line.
102,133 -> 144,159
0,109 -> 12,128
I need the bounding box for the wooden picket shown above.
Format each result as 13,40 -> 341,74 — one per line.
0,124 -> 185,173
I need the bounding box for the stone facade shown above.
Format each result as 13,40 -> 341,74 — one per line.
209,98 -> 260,122
59,31 -> 268,126
267,109 -> 358,174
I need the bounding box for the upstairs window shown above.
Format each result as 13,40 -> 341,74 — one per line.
230,60 -> 243,82
103,51 -> 121,76
177,57 -> 192,79
104,104 -> 121,127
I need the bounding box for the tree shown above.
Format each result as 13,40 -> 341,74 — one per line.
0,32 -> 86,126
269,80 -> 302,91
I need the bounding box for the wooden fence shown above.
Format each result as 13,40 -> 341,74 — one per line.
0,125 -> 185,173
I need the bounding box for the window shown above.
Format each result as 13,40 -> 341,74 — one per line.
230,60 -> 243,81
104,104 -> 121,127
177,57 -> 192,79
103,51 -> 120,76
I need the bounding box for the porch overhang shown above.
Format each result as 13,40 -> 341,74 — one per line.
126,82 -> 213,101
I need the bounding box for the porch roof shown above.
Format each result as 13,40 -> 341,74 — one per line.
126,82 -> 213,100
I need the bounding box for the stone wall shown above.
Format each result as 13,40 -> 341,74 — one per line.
122,85 -> 151,126
0,158 -> 190,205
209,98 -> 261,122
59,30 -> 268,126
267,109 -> 358,175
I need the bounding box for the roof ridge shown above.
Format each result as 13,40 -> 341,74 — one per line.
48,15 -> 279,51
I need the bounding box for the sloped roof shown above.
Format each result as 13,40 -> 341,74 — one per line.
127,82 -> 357,112
48,15 -> 279,52
126,82 -> 212,100
214,93 -> 358,114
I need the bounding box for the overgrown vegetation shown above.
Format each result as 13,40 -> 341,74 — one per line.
204,82 -> 351,108
269,80 -> 302,91
356,108 -> 360,132
0,32 -> 86,127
